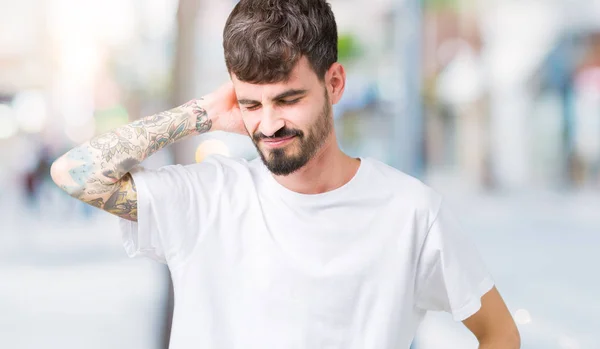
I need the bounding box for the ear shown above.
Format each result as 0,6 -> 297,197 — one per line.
325,62 -> 346,105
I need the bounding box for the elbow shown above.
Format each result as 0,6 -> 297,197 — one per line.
49,158 -> 62,186
513,328 -> 522,349
480,328 -> 521,349
50,157 -> 66,188
50,157 -> 80,196
505,328 -> 521,349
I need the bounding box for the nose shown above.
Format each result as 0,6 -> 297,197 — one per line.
258,106 -> 285,137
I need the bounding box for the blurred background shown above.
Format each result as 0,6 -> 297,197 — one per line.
0,0 -> 599,348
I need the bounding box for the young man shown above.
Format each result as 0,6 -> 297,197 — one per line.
50,0 -> 520,348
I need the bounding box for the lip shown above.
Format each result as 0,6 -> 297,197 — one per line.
262,135 -> 296,148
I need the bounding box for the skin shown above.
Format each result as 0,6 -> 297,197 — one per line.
50,55 -> 519,348
232,56 -> 360,194
463,287 -> 521,348
234,57 -> 520,347
51,99 -> 217,221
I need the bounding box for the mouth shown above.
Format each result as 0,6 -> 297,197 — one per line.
262,135 -> 297,148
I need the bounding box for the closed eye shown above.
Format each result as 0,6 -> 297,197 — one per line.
278,98 -> 302,106
245,104 -> 261,111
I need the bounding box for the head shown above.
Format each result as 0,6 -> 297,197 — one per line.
223,0 -> 346,176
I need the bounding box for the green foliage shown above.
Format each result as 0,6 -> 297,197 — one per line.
422,0 -> 460,11
338,33 -> 361,62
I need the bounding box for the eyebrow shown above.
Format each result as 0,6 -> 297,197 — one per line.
237,89 -> 308,105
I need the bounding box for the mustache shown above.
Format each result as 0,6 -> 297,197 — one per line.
253,127 -> 303,142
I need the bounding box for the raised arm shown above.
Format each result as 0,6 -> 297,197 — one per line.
50,83 -> 245,221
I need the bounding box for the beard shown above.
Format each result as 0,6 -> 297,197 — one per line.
251,90 -> 332,176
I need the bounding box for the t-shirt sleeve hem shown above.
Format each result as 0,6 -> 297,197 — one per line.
119,219 -> 167,263
451,277 -> 495,322
120,219 -> 138,258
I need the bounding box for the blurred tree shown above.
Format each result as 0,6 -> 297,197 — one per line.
338,33 -> 362,63
422,0 -> 460,11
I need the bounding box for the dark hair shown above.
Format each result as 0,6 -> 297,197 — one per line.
223,0 -> 338,84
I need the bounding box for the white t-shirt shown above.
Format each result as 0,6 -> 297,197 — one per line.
119,155 -> 494,349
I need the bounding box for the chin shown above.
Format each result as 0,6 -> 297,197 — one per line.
261,153 -> 309,176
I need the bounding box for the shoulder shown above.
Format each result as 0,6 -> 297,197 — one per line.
364,157 -> 443,217
181,154 -> 253,176
189,154 -> 250,168
135,155 -> 255,188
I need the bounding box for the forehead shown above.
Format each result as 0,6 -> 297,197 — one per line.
232,57 -> 320,99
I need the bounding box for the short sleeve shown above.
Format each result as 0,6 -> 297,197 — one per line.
118,159 -> 223,268
414,201 -> 495,321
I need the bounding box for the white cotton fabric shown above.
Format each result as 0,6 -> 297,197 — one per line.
119,155 -> 494,349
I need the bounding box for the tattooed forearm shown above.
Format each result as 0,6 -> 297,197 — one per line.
191,100 -> 212,134
87,101 -> 208,177
51,100 -> 211,220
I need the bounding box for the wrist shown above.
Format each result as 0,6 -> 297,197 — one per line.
183,98 -> 215,135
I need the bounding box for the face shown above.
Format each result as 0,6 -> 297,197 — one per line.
232,57 -> 345,176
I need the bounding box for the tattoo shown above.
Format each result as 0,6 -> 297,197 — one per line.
102,158 -> 140,181
104,174 -> 138,221
55,100 -> 205,221
105,193 -> 137,220
66,147 -> 93,162
87,188 -> 113,195
86,177 -> 117,187
90,132 -> 137,163
144,132 -> 171,158
193,104 -> 212,134
169,119 -> 193,140
131,112 -> 171,140
68,163 -> 93,187
182,99 -> 211,134
88,198 -> 105,208
66,148 -> 94,187
62,184 -> 85,199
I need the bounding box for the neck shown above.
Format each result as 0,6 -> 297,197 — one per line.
272,134 -> 360,195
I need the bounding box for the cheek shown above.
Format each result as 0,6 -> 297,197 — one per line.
241,112 -> 260,134
285,105 -> 317,129
299,105 -> 324,128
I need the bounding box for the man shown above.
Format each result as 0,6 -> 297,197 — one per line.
50,0 -> 520,348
